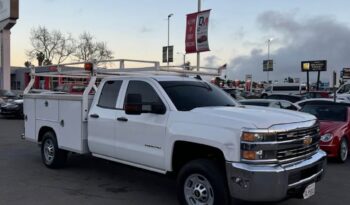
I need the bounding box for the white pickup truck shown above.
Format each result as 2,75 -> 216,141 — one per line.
23,64 -> 326,205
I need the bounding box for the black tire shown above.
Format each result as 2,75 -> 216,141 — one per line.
338,138 -> 348,163
41,131 -> 67,169
261,94 -> 267,99
177,159 -> 230,205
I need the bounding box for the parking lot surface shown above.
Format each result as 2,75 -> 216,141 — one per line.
0,117 -> 349,205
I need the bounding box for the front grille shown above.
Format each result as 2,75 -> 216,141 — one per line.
276,126 -> 320,163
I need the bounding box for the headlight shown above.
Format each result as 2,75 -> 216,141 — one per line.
241,131 -> 277,162
320,133 -> 333,142
241,132 -> 275,142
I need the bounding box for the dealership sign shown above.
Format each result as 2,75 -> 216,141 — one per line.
263,60 -> 273,72
185,10 -> 211,53
341,68 -> 350,79
301,60 -> 327,72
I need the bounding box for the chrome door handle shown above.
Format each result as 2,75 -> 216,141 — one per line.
90,114 -> 99,118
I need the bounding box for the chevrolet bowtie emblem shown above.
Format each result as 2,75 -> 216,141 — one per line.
303,136 -> 313,146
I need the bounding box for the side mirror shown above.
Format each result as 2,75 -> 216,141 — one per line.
125,94 -> 142,115
151,104 -> 166,114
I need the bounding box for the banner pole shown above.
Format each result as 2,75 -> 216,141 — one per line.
196,0 -> 201,71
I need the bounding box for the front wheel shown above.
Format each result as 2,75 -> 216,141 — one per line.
41,131 -> 67,169
338,138 -> 348,163
177,159 -> 230,205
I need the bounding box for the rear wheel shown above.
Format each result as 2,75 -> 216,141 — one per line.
338,138 -> 348,163
261,94 -> 267,99
177,159 -> 230,205
41,131 -> 67,169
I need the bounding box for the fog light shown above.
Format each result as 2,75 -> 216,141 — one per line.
232,177 -> 250,189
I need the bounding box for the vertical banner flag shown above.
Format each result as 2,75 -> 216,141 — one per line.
186,10 -> 211,53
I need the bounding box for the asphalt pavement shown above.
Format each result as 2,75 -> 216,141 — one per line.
0,117 -> 349,205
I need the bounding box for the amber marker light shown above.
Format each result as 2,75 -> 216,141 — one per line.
242,151 -> 257,160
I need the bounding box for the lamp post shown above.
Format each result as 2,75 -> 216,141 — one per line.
167,13 -> 174,69
196,0 -> 201,71
177,52 -> 186,69
267,38 -> 273,83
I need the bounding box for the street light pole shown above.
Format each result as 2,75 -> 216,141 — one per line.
177,52 -> 186,69
196,0 -> 201,71
167,13 -> 173,70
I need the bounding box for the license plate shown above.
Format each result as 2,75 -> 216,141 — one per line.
303,183 -> 316,199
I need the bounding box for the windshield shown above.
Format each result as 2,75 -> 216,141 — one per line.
159,81 -> 237,111
240,101 -> 270,107
0,90 -> 16,97
301,104 -> 347,122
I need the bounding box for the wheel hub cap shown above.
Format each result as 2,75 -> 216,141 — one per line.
184,174 -> 214,205
44,139 -> 55,163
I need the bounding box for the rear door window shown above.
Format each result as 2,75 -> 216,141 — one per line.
98,80 -> 123,109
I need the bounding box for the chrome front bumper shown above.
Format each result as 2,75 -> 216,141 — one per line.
225,150 -> 327,202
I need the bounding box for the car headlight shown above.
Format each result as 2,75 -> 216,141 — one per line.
241,132 -> 275,142
241,131 -> 277,162
320,133 -> 333,142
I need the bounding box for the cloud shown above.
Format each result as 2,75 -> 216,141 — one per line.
140,26 -> 153,33
228,11 -> 350,82
204,55 -> 221,67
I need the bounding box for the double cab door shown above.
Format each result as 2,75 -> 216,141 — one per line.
88,79 -> 168,171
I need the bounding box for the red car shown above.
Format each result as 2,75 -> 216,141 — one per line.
301,102 -> 350,162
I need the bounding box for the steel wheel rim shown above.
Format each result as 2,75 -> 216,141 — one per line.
44,139 -> 55,164
341,140 -> 348,161
184,174 -> 214,205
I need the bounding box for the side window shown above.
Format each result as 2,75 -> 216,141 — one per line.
280,101 -> 297,110
98,80 -> 122,109
344,85 -> 350,93
271,102 -> 281,108
125,81 -> 164,112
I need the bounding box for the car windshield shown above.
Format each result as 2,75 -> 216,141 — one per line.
159,81 -> 237,111
301,104 -> 347,122
0,90 -> 16,97
240,101 -> 270,107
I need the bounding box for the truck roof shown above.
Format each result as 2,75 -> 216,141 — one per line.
103,75 -> 202,82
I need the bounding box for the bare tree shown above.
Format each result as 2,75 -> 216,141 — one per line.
27,26 -> 76,65
75,32 -> 113,62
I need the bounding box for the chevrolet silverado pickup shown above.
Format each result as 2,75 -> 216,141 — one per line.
23,74 -> 327,205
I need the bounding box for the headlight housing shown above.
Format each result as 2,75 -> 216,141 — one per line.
320,133 -> 333,142
240,131 -> 277,162
241,132 -> 275,142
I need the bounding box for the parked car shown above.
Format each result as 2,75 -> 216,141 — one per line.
302,91 -> 331,99
264,94 -> 305,103
294,98 -> 347,109
300,102 -> 350,162
240,99 -> 300,111
223,88 -> 245,100
0,89 -> 17,105
0,99 -> 24,118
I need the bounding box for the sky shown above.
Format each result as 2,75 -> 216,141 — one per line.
10,0 -> 350,82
